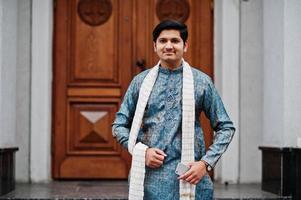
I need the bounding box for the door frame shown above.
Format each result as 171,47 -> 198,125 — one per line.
30,0 -> 53,182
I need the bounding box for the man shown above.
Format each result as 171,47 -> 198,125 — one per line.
112,20 -> 235,200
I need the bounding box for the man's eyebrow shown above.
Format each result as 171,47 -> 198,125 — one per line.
158,37 -> 181,39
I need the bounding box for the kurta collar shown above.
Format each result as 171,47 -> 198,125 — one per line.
159,63 -> 183,74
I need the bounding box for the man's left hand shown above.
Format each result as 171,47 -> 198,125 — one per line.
178,161 -> 207,185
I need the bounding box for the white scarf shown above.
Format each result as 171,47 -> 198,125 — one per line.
128,60 -> 195,200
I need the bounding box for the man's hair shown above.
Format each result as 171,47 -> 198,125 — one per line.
152,20 -> 188,43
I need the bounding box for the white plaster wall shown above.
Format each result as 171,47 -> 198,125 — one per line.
214,0 -> 240,184
0,1 -> 2,139
15,0 -> 31,182
30,0 -> 52,182
239,0 -> 263,183
263,0 -> 301,147
0,0 -> 17,147
283,0 -> 301,147
262,0 -> 285,147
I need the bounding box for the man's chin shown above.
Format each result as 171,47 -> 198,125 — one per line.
161,57 -> 176,62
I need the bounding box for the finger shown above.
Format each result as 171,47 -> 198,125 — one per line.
149,164 -> 156,168
178,174 -> 185,180
185,174 -> 195,182
185,171 -> 198,182
186,176 -> 196,184
151,159 -> 163,166
186,178 -> 195,184
154,149 -> 167,157
153,163 -> 162,168
152,162 -> 163,167
146,156 -> 163,167
179,169 -> 193,180
150,162 -> 162,168
192,178 -> 200,185
153,154 -> 165,161
193,180 -> 200,185
148,161 -> 160,168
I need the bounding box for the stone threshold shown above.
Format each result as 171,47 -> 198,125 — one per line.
0,181 -> 291,200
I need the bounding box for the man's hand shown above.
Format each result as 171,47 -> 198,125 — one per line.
178,161 -> 207,185
145,148 -> 167,168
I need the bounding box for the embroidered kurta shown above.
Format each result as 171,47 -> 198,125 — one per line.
112,65 -> 235,200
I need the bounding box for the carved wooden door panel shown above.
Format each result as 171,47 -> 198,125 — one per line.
52,0 -> 133,179
53,0 -> 213,179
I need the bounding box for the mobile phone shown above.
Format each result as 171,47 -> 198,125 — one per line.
175,163 -> 190,176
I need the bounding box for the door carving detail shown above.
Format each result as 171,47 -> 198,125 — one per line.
79,111 -> 109,143
78,0 -> 112,26
156,0 -> 190,22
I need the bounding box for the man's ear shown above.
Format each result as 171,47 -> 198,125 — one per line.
184,42 -> 188,52
153,42 -> 157,52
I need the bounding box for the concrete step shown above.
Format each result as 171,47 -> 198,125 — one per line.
0,181 -> 291,200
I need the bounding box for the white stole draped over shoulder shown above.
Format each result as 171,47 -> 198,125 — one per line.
128,60 -> 196,200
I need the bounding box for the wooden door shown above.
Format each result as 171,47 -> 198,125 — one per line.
52,0 -> 213,179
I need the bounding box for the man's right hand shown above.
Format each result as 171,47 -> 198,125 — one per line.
145,148 -> 167,168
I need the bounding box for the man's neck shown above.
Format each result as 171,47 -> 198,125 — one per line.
160,60 -> 182,70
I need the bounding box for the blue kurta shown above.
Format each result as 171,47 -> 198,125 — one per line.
112,65 -> 235,200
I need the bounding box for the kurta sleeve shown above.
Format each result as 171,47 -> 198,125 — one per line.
112,76 -> 140,150
200,77 -> 235,168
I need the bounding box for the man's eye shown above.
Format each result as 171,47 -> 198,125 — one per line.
171,39 -> 180,43
159,39 -> 167,43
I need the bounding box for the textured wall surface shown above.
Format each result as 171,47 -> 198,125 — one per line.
15,0 -> 31,182
263,0 -> 301,147
214,0 -> 240,184
263,0 -> 285,146
0,0 -> 17,148
283,0 -> 301,147
240,0 -> 263,183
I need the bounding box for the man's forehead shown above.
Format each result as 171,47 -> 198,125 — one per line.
158,29 -> 181,38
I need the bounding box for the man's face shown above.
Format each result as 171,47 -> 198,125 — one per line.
154,29 -> 188,68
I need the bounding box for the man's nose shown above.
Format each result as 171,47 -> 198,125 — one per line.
165,41 -> 173,49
